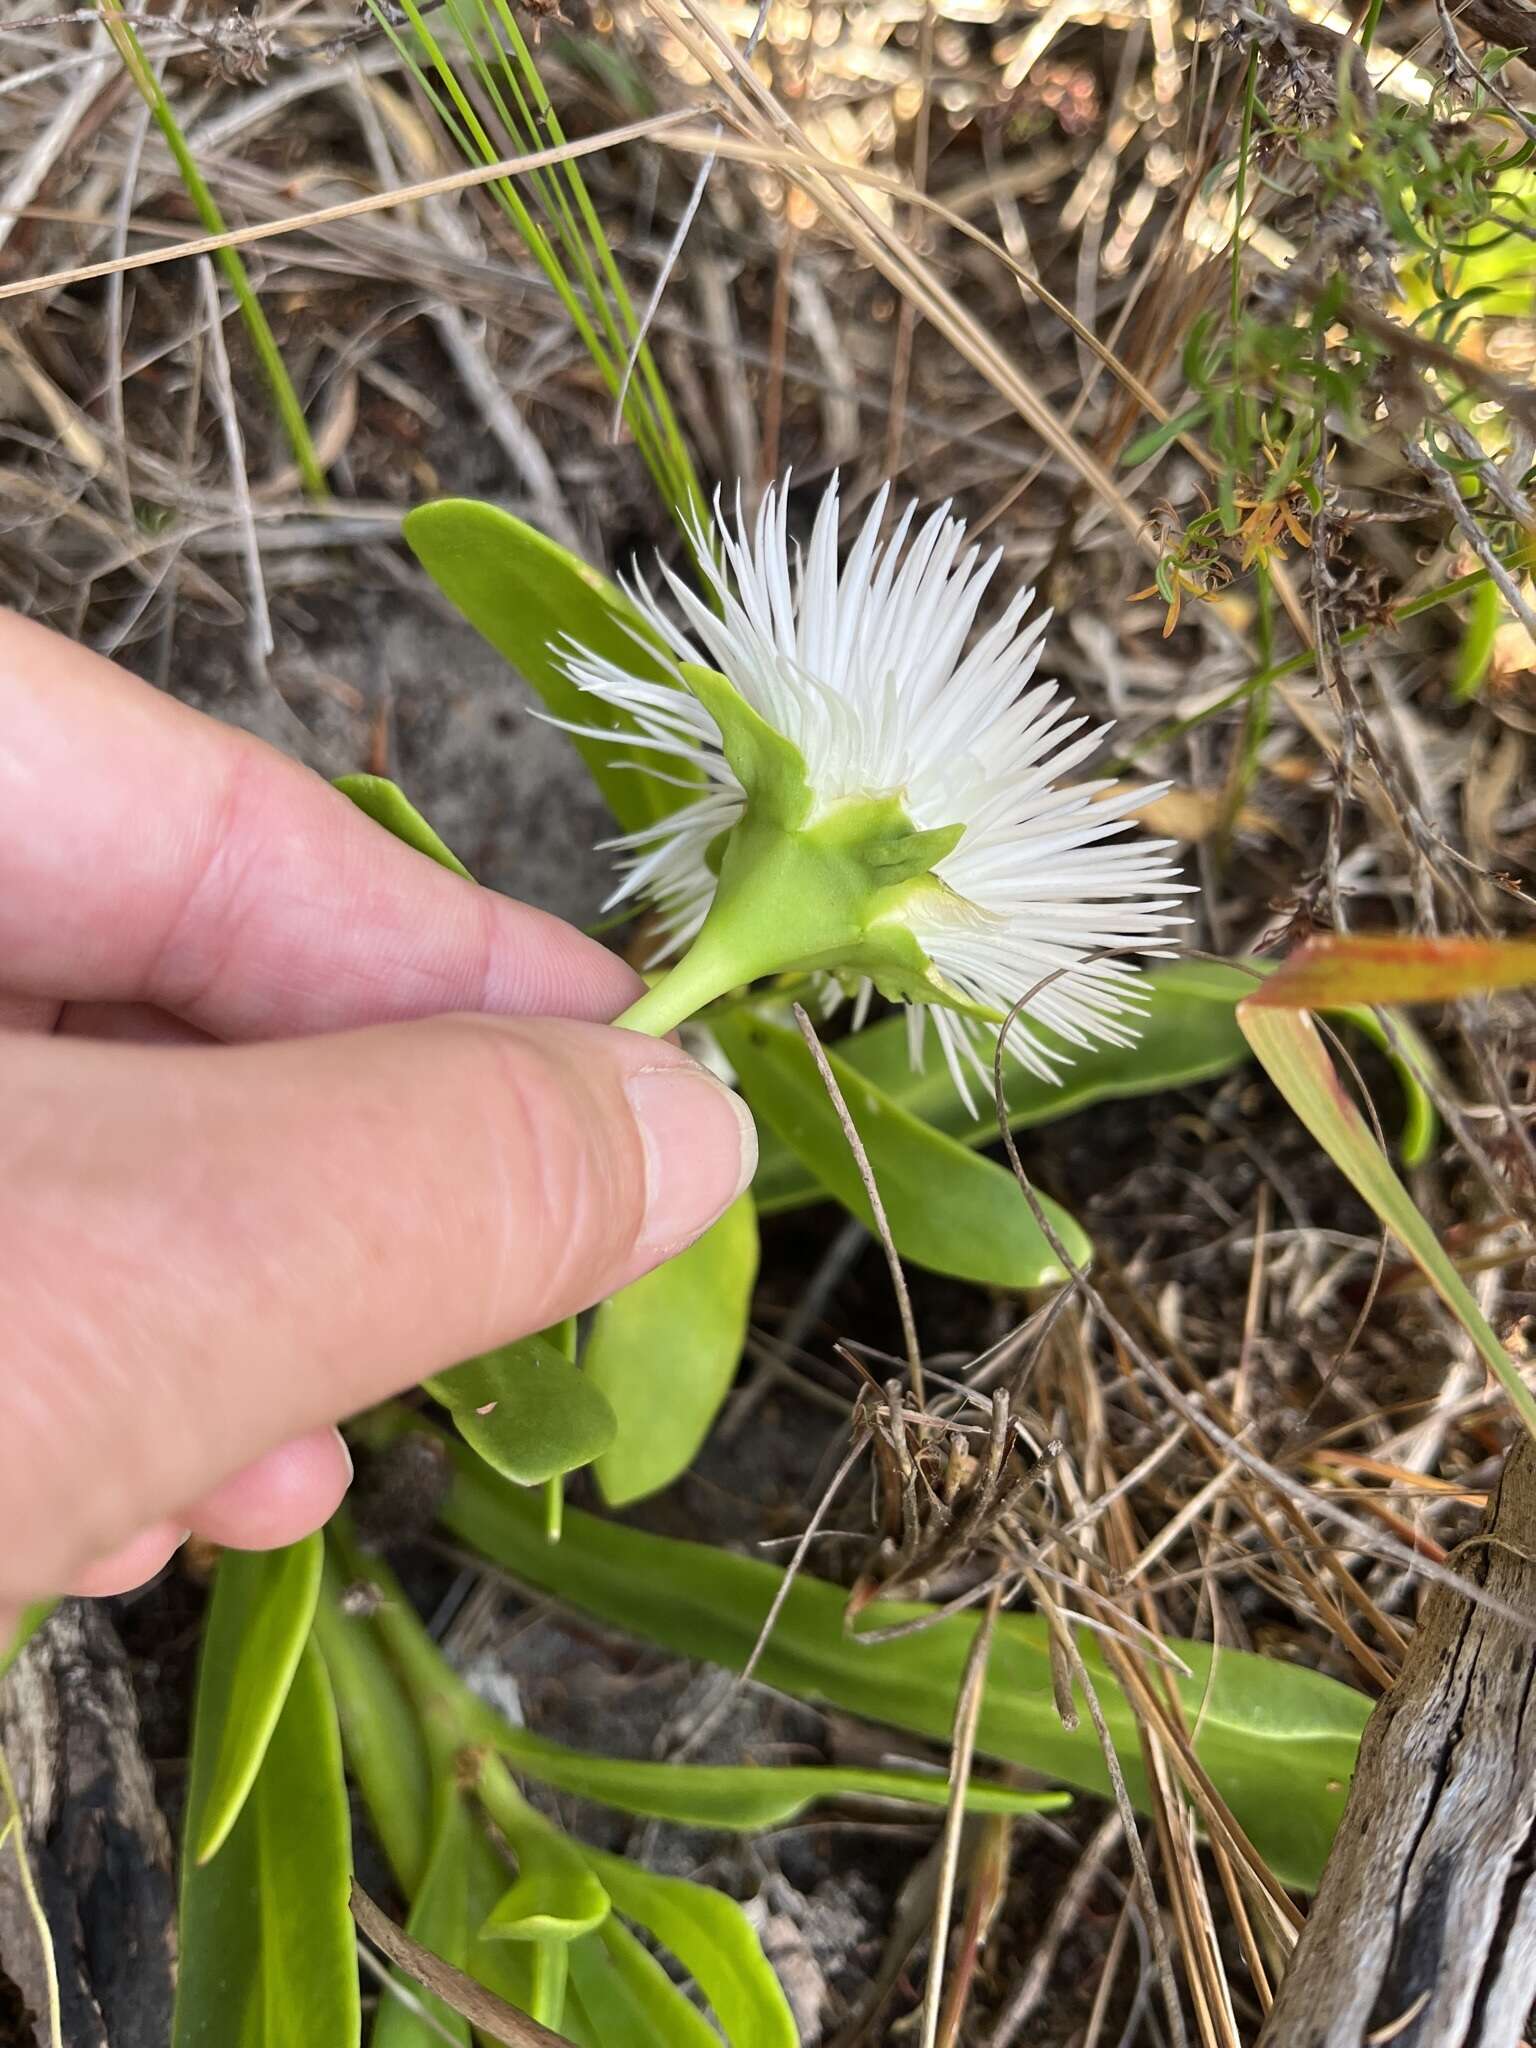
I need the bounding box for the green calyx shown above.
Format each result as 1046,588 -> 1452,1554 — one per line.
616,666 -> 968,1039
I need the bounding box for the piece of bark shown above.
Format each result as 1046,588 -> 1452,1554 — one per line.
0,1602 -> 176,2048
1456,0 -> 1536,52
1258,1435 -> 1536,2048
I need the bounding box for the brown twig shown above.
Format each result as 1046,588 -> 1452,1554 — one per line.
350,1882 -> 574,2047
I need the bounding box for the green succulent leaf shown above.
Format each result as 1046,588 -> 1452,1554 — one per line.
174,1638 -> 359,2048
403,498 -> 695,831
747,960 -> 1437,1212
586,1194 -> 758,1506
584,1848 -> 797,2048
565,1921 -> 719,2048
715,1009 -> 1092,1287
323,1533 -> 1067,1832
400,1419 -> 1370,1893
369,1788 -> 540,2048
186,1537 -> 324,1866
477,1758 -> 611,1942
334,774 -> 473,878
429,1331 -> 617,1487
314,1562 -> 435,1896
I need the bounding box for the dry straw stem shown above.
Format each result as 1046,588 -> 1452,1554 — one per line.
979,968 -> 1536,2033
645,0 -> 1153,552
1057,1328 -> 1289,2037
0,107 -> 1201,493
0,110 -> 697,305
919,1579 -> 1007,2048
792,1003 -> 924,1401
0,1738 -> 63,2048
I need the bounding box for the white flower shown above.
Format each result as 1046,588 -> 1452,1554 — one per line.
561,477 -> 1188,1101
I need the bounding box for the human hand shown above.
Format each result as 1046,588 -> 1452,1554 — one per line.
0,612 -> 756,1617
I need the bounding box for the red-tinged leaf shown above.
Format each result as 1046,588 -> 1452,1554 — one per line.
1238,1002 -> 1536,1441
1247,935 -> 1536,1010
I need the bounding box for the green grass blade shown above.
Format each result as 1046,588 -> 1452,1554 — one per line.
0,1602 -> 56,1684
369,0 -> 701,536
97,7 -> 326,499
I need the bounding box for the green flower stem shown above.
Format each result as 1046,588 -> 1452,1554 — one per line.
614,948 -> 758,1039
612,818 -> 877,1038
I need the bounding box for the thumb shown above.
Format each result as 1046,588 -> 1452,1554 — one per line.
0,1015 -> 756,1598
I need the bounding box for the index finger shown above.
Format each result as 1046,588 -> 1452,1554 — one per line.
0,610 -> 639,1038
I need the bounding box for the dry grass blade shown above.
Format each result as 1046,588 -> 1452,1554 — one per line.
1027,1570 -> 1190,2048
738,1425 -> 869,1688
984,1812 -> 1124,2046
0,111 -> 696,305
920,1579 -> 1006,2048
196,257 -> 271,685
9,0 -> 1536,2034
650,0 -> 1154,550
792,1002 -> 924,1400
0,1740 -> 63,2048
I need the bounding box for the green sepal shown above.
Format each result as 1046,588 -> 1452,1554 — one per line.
863,819 -> 965,879
679,663 -> 812,830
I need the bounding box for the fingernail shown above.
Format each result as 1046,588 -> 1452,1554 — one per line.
626,1063 -> 757,1254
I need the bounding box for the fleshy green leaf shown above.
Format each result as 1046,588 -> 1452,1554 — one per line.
565,1921 -> 719,2048
370,1788 -> 539,2048
431,1333 -> 617,1487
314,1563 -> 435,1896
320,1545 -> 1066,1832
584,1849 -> 796,2048
478,1758 -> 611,1942
1453,578 -> 1503,701
186,1537 -> 324,1866
403,499 -> 695,831
335,774 -> 473,878
715,1010 -> 1092,1287
483,1727 -> 1063,1830
749,960 -> 1437,1210
174,1639 -> 360,2048
404,1418 -> 1369,1892
587,1195 -> 758,1506
1239,1002 -> 1536,1440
